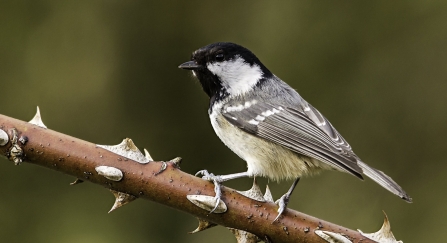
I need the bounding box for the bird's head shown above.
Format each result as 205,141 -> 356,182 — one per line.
179,42 -> 272,99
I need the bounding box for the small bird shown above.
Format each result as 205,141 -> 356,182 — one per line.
179,42 -> 412,220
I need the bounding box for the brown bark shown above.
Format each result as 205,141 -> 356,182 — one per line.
0,113 -> 375,243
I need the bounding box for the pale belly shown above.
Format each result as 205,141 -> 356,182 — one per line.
210,110 -> 333,181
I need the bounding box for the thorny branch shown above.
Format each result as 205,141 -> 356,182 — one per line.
0,110 -> 401,243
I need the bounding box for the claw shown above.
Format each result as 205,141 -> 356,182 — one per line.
274,193 -> 290,221
195,169 -> 224,213
194,170 -> 250,214
195,170 -> 222,182
210,179 -> 222,213
195,169 -> 211,178
195,170 -> 205,177
274,177 -> 300,222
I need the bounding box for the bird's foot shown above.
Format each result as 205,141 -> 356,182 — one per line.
273,177 -> 300,222
195,170 -> 224,213
274,193 -> 291,221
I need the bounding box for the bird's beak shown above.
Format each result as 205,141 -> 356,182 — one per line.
178,61 -> 203,70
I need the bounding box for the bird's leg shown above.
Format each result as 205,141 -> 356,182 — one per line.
274,177 -> 300,221
195,170 -> 250,213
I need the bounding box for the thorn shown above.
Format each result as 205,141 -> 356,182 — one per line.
155,161 -> 167,175
28,106 -> 47,129
228,228 -> 261,243
315,230 -> 353,243
109,190 -> 137,213
237,177 -> 265,202
97,138 -> 150,164
358,211 -> 402,243
189,218 -> 217,234
144,148 -> 153,161
169,157 -> 182,169
264,185 -> 274,203
0,129 -> 9,146
95,166 -> 124,181
69,178 -> 84,185
186,195 -> 227,214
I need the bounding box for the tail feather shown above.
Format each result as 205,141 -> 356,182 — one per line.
358,161 -> 412,203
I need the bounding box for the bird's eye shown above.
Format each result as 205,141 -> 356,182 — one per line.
215,53 -> 224,62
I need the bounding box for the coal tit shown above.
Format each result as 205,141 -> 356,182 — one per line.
179,42 -> 412,220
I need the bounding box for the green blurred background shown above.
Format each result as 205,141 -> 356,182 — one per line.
0,1 -> 446,242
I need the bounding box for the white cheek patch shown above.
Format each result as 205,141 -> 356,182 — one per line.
207,56 -> 263,96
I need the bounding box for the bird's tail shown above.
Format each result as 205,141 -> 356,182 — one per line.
358,161 -> 412,203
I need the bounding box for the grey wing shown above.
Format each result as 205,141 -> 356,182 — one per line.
222,101 -> 364,179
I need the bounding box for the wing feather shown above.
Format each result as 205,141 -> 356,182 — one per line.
222,101 -> 363,178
